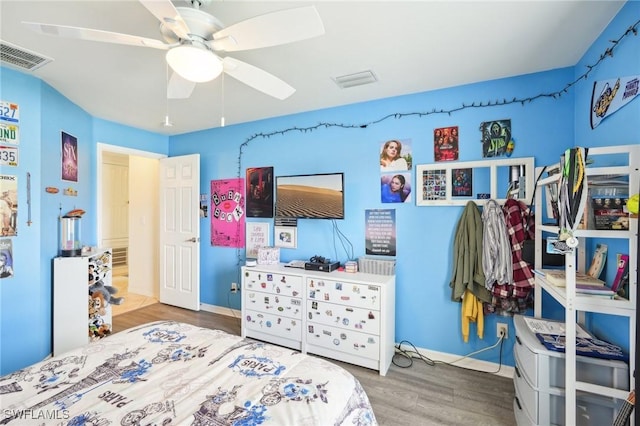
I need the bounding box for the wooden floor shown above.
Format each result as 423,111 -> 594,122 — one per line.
113,303 -> 516,426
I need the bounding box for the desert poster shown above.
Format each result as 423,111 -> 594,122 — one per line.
275,174 -> 343,219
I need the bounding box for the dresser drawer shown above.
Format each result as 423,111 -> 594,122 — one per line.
306,278 -> 380,310
244,270 -> 303,298
306,299 -> 380,335
306,322 -> 379,361
244,309 -> 302,342
244,290 -> 302,319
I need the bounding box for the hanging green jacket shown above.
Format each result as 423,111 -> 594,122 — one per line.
450,201 -> 492,303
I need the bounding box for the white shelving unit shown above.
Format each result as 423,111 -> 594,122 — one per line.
533,144 -> 638,425
53,248 -> 113,355
415,156 -> 534,206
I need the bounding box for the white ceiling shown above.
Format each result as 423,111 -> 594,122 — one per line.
0,1 -> 625,136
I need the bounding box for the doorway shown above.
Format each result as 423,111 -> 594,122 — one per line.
97,143 -> 165,316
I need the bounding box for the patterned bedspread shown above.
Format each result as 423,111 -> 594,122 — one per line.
0,321 -> 377,425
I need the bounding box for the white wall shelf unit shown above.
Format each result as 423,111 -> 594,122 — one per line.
415,156 -> 534,206
241,264 -> 395,375
533,144 -> 638,425
53,248 -> 113,356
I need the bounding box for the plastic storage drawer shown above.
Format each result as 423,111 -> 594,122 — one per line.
513,315 -> 628,391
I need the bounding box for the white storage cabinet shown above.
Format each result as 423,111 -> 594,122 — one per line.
241,264 -> 395,375
53,248 -> 113,356
512,315 -> 628,425
533,144 -> 638,425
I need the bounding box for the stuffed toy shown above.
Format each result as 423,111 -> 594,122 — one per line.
89,280 -> 124,306
89,292 -> 107,317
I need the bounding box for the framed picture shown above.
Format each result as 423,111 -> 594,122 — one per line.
415,157 -> 534,206
451,168 -> 473,197
274,225 -> 297,249
246,222 -> 270,258
420,168 -> 447,201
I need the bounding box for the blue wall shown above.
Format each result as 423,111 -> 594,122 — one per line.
1,2 -> 638,375
0,67 -> 169,375
171,68 -> 575,368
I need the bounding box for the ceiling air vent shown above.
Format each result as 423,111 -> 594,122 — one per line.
0,40 -> 53,71
333,70 -> 377,89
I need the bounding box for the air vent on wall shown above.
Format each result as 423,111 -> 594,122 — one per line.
333,70 -> 378,89
0,40 -> 53,71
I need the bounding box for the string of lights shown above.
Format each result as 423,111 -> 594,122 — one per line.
233,18 -> 637,268
236,18 -> 638,175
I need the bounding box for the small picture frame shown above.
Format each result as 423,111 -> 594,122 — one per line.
274,226 -> 297,249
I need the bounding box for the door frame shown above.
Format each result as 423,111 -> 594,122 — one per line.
96,143 -> 166,292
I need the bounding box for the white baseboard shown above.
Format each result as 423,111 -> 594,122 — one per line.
199,302 -> 241,318
398,345 -> 514,379
199,303 -> 514,379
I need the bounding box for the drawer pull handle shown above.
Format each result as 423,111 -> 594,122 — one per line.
514,396 -> 522,410
515,335 -> 522,346
515,366 -> 521,378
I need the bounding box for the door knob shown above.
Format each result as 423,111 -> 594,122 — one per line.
186,237 -> 199,243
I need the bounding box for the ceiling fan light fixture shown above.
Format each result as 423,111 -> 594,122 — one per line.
166,44 -> 222,83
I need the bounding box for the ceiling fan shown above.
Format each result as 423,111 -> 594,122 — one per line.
23,0 -> 325,100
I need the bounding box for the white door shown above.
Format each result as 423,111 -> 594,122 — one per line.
159,154 -> 200,310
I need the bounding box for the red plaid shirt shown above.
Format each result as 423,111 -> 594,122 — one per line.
491,199 -> 535,301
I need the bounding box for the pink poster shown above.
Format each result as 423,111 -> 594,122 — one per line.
210,178 -> 245,247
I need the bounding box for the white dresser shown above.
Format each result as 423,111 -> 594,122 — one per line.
242,266 -> 305,351
241,264 -> 395,375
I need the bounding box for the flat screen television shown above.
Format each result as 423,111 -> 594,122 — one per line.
275,173 -> 344,219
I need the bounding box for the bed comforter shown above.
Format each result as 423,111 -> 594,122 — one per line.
0,321 -> 377,425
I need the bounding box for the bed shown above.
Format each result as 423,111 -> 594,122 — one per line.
0,321 -> 377,425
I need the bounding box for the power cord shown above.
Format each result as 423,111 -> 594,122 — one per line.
331,219 -> 355,263
393,334 -> 505,375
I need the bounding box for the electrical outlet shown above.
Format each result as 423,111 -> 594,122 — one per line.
230,282 -> 238,293
497,323 -> 508,339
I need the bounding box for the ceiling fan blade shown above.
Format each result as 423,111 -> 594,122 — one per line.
138,0 -> 191,41
167,72 -> 196,99
23,22 -> 169,50
211,6 -> 324,52
222,57 -> 295,100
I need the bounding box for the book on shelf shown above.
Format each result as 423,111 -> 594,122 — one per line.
538,268 -> 606,287
573,286 -> 616,297
611,254 -> 629,293
535,268 -> 615,296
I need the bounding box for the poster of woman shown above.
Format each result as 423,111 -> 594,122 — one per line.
381,173 -> 411,203
380,139 -> 412,171
0,239 -> 13,279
